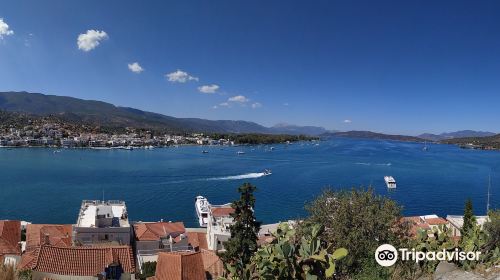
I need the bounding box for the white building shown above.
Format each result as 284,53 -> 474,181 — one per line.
73,200 -> 132,246
206,204 -> 234,251
446,215 -> 490,238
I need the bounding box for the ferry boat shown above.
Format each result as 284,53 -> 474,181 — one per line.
195,196 -> 210,227
384,176 -> 397,189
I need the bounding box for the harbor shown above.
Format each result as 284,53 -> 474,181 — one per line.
0,137 -> 498,228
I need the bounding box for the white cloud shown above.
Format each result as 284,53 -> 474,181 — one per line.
77,29 -> 108,52
24,33 -> 34,47
251,102 -> 262,109
343,119 -> 352,123
165,69 -> 198,83
128,62 -> 144,73
216,95 -> 258,109
0,18 -> 14,39
198,84 -> 219,94
228,95 -> 249,103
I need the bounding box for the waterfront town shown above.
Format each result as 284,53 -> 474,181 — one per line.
0,198 -> 492,280
0,122 -> 234,148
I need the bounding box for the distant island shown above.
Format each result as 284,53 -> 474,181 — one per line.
418,130 -> 496,141
322,130 -> 426,143
440,134 -> 500,150
321,130 -> 500,151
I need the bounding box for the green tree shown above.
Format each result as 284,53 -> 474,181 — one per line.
220,183 -> 262,278
461,199 -> 476,239
303,188 -> 404,277
481,209 -> 500,267
483,209 -> 500,250
137,261 -> 157,280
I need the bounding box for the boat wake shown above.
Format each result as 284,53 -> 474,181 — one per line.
355,162 -> 392,166
207,172 -> 269,181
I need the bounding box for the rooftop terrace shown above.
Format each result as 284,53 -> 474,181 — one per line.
76,200 -> 130,228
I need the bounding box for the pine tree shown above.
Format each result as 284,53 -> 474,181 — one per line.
462,198 -> 476,237
219,183 -> 261,278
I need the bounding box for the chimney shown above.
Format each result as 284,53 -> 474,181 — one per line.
43,233 -> 50,245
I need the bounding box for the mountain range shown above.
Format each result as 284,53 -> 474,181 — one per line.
418,130 -> 497,141
0,91 -> 325,135
322,131 -> 426,142
0,92 -> 497,139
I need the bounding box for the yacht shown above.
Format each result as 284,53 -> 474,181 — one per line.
195,196 -> 210,227
384,176 -> 397,189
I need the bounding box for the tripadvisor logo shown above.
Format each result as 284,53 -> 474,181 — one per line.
375,244 -> 481,267
375,244 -> 398,267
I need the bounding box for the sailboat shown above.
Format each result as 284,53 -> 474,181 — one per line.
423,141 -> 429,151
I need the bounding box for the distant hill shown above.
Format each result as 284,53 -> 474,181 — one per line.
0,91 -> 321,135
441,134 -> 500,150
271,123 -> 328,136
323,130 -> 425,142
419,130 -> 496,141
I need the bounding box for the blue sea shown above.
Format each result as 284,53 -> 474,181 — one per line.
0,138 -> 498,227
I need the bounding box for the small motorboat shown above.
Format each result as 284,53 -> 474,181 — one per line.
384,176 -> 397,189
263,169 -> 272,176
237,151 -> 245,155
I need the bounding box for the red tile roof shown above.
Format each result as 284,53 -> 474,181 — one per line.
26,224 -> 72,251
401,216 -> 430,237
211,207 -> 234,218
152,251 -> 206,280
425,218 -> 448,225
134,222 -> 186,241
186,232 -> 208,251
0,220 -> 21,257
18,248 -> 39,270
18,245 -> 135,276
200,250 -> 224,279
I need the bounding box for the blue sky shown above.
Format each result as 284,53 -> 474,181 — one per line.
1,0 -> 500,135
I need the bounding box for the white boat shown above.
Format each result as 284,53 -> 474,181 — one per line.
384,176 -> 397,188
263,169 -> 272,176
202,150 -> 209,154
195,196 -> 210,227
237,151 -> 245,155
